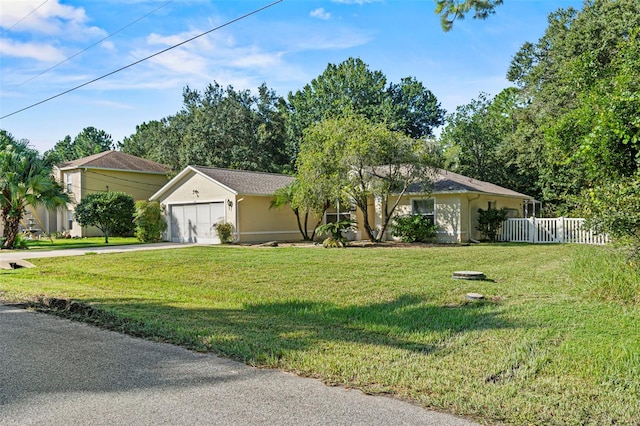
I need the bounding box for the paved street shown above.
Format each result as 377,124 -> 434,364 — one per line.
0,304 -> 476,425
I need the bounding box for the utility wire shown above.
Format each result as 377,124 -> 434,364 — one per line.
0,0 -> 283,120
0,0 -> 49,37
16,0 -> 174,87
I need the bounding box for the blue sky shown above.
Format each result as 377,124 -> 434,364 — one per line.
0,0 -> 584,154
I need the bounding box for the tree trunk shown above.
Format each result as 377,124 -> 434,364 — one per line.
2,215 -> 22,249
358,201 -> 376,242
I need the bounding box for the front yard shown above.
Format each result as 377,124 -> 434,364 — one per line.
1,244 -> 638,424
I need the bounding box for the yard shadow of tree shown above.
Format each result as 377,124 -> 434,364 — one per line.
74,293 -> 528,365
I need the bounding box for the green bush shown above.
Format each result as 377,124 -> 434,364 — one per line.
476,208 -> 508,242
213,222 -> 235,244
316,219 -> 354,248
11,234 -> 28,250
390,215 -> 438,243
134,201 -> 167,242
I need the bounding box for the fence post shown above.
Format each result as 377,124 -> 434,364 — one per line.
558,217 -> 564,243
529,217 -> 536,243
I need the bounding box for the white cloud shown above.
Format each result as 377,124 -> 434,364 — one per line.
0,38 -> 65,62
230,51 -> 284,69
310,8 -> 331,20
0,0 -> 105,38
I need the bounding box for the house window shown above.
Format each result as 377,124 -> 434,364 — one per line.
411,198 -> 435,225
66,174 -> 73,193
67,211 -> 73,230
325,203 -> 352,224
488,201 -> 497,210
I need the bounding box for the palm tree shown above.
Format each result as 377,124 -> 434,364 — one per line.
0,136 -> 69,249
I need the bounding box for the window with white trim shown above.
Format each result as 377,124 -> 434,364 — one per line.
67,210 -> 73,230
325,202 -> 352,224
66,174 -> 73,193
411,198 -> 435,225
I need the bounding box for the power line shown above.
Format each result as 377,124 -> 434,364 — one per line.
0,0 -> 283,120
0,0 -> 49,37
16,0 -> 175,87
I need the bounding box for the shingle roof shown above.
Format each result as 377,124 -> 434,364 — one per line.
408,169 -> 533,199
192,166 -> 294,195
58,151 -> 169,174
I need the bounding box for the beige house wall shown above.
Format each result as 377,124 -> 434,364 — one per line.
82,169 -> 168,201
375,192 -> 527,243
236,195 -> 307,243
465,194 -> 524,241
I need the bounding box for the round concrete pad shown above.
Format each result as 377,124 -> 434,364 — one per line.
452,271 -> 486,280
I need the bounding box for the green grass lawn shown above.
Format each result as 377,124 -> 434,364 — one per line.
1,244 -> 638,424
15,236 -> 142,251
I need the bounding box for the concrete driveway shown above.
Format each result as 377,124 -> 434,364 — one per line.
0,242 -> 199,262
0,304 -> 476,425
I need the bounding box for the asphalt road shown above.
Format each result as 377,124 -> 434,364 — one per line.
0,304 -> 476,425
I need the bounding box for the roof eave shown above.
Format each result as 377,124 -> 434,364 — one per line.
59,165 -> 168,175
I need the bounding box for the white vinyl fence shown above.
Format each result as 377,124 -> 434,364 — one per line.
499,217 -> 609,245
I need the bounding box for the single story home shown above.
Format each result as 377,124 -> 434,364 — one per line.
152,165 -> 535,244
150,166 -> 301,243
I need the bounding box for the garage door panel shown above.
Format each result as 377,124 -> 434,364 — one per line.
170,202 -> 225,244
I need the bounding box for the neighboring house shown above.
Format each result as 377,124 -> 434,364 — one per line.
150,166 -> 300,243
46,151 -> 170,237
152,165 -> 534,244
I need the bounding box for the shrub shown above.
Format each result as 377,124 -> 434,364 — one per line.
390,215 -> 438,243
316,219 -> 354,248
476,208 -> 508,242
213,222 -> 235,244
134,201 -> 167,242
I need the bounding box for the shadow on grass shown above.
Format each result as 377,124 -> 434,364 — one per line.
31,293 -> 526,365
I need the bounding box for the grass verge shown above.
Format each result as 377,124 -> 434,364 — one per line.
1,244 -> 638,424
1,237 -> 142,252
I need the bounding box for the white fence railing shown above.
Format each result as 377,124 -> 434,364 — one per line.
499,217 -> 609,245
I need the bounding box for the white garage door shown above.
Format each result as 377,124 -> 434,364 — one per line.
170,202 -> 225,244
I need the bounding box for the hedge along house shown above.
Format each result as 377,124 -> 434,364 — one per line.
150,166 -> 304,244
366,169 -> 535,243
50,151 -> 170,237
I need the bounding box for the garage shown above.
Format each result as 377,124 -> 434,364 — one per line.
169,202 -> 225,244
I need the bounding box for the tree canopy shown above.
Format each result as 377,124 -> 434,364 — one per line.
119,83 -> 290,174
286,58 -> 444,162
297,112 -> 439,242
505,0 -> 640,210
43,127 -> 114,166
435,0 -> 504,31
74,192 -> 135,243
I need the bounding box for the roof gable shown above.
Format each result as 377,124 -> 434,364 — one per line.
58,151 -> 169,174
